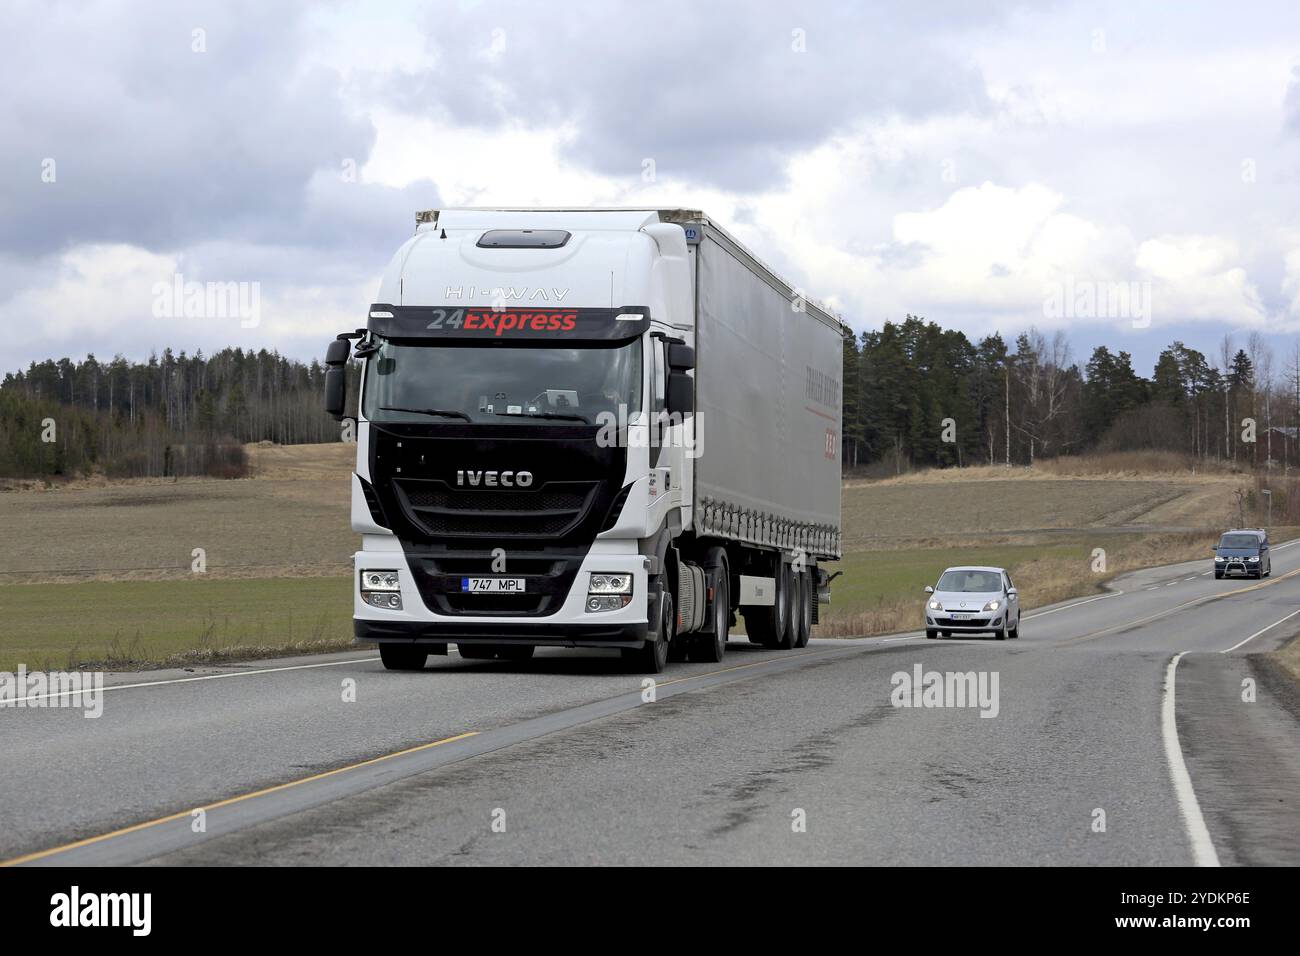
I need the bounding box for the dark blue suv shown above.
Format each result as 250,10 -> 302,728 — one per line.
1213,529 -> 1270,579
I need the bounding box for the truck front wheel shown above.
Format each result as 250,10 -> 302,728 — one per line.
378,643 -> 429,671
624,591 -> 672,674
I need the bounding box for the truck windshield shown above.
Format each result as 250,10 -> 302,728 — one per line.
362,339 -> 643,425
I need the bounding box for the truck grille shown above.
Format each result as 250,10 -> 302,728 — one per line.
393,479 -> 597,538
406,554 -> 578,617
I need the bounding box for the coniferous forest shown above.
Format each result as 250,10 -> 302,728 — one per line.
2,321 -> 1297,480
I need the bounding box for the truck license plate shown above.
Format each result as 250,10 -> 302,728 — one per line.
462,577 -> 526,593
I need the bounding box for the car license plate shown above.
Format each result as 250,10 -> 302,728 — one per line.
948,612 -> 974,620
461,577 -> 526,593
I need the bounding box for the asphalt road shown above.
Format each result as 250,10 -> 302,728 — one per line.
3,546 -> 1299,866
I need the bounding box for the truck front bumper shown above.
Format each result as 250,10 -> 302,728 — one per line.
353,542 -> 653,648
355,619 -> 647,648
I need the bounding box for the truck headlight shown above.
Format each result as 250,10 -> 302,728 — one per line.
983,600 -> 1001,611
362,570 -> 400,591
589,573 -> 633,594
361,570 -> 402,610
586,572 -> 632,612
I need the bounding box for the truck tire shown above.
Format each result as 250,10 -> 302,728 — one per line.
689,565 -> 729,663
777,563 -> 798,650
624,591 -> 672,674
379,643 -> 428,671
744,561 -> 792,648
794,570 -> 813,648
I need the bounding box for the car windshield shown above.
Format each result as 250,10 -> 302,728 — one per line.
936,570 -> 1002,592
362,338 -> 642,425
1218,534 -> 1260,549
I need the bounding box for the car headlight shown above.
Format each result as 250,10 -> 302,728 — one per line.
983,600 -> 1001,611
1214,556 -> 1225,562
928,600 -> 941,610
1247,555 -> 1260,562
589,572 -> 633,594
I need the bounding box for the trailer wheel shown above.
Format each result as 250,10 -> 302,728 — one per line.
777,563 -> 798,650
743,561 -> 790,648
624,591 -> 672,674
794,570 -> 812,648
379,644 -> 428,671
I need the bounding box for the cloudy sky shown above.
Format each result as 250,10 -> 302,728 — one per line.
4,0 -> 1300,378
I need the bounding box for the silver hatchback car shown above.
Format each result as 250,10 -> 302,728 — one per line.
924,566 -> 1020,640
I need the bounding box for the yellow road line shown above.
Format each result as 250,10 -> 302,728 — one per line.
0,731 -> 478,867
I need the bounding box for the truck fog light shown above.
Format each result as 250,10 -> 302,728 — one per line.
585,594 -> 630,612
364,591 -> 403,610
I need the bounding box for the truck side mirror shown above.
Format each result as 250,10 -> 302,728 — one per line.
667,343 -> 695,371
324,366 -> 347,420
323,338 -> 351,420
666,370 -> 694,417
325,339 -> 351,365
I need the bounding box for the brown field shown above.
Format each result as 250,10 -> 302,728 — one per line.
0,442 -> 355,583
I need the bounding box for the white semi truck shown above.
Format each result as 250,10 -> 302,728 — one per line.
324,208 -> 845,673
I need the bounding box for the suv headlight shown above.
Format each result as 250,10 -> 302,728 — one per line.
983,599 -> 1001,611
360,570 -> 402,610
1247,555 -> 1260,562
1214,556 -> 1225,562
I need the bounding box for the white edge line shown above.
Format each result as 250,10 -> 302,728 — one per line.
6,654 -> 381,706
1162,652 -> 1220,867
1023,590 -> 1123,621
1220,607 -> 1300,654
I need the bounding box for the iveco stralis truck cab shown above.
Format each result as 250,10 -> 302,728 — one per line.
325,208 -> 844,673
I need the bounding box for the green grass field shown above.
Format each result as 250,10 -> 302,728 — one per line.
0,576 -> 354,672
